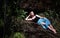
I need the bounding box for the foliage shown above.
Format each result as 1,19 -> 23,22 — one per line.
0,19 -> 4,27
11,32 -> 25,38
16,9 -> 27,20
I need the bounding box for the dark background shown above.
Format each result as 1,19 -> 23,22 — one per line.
0,0 -> 60,38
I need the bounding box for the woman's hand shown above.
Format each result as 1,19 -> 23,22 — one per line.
41,22 -> 46,25
28,15 -> 30,16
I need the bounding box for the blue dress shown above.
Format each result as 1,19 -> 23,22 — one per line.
37,18 -> 51,29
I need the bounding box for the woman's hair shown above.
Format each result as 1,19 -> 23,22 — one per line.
24,8 -> 36,15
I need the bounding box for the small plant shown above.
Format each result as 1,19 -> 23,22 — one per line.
16,8 -> 27,20
10,32 -> 25,38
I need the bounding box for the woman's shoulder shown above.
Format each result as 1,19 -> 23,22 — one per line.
35,14 -> 41,17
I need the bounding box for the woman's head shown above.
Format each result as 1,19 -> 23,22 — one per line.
29,11 -> 35,16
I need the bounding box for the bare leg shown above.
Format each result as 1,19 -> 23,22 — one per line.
48,25 -> 57,34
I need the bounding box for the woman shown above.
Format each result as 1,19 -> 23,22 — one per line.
25,11 -> 57,34
25,11 -> 41,23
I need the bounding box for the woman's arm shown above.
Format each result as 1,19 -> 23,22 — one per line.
36,15 -> 41,18
25,15 -> 30,20
25,15 -> 36,21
